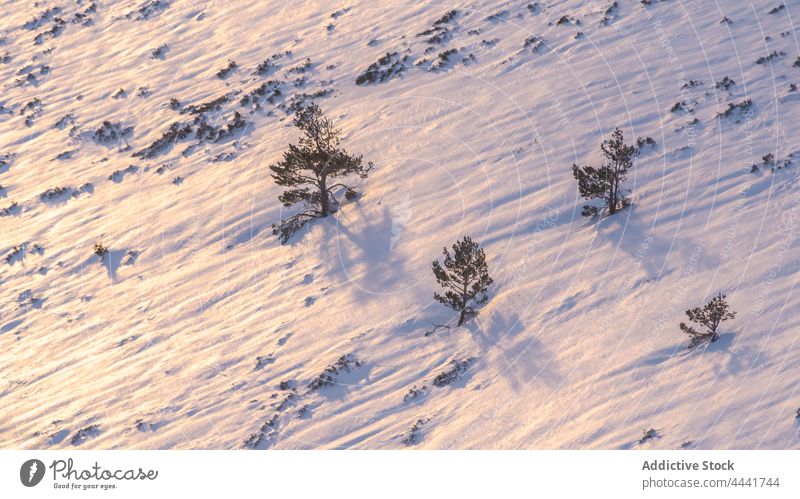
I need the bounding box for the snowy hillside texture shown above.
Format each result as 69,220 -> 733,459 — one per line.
1,0 -> 800,450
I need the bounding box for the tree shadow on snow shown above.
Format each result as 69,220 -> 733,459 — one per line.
594,203 -> 671,278
103,249 -> 127,282
480,205 -> 575,248
604,342 -> 692,381
614,332 -> 761,382
0,319 -> 23,335
212,203 -> 277,250
46,429 -> 70,445
699,332 -> 764,376
467,311 -> 562,393
70,249 -> 128,282
323,205 -> 412,302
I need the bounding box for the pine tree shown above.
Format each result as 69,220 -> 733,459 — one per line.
270,104 -> 373,243
432,236 -> 493,326
571,127 -> 637,216
679,293 -> 736,346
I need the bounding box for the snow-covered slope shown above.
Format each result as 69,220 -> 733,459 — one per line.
1,0 -> 799,449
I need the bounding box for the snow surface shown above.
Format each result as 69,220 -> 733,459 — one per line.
1,0 -> 800,449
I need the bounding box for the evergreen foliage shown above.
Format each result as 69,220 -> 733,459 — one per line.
432,236 -> 493,326
270,104 -> 373,243
572,127 -> 637,216
680,293 -> 736,347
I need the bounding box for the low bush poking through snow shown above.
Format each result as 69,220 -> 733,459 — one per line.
717,99 -> 752,120
243,414 -> 278,449
150,43 -> 168,59
402,418 -> 430,446
715,76 -> 735,91
39,186 -> 75,202
636,136 -> 657,152
355,52 -> 409,85
0,201 -> 19,216
308,354 -> 362,390
403,384 -> 429,403
93,121 -> 133,144
93,242 -> 109,259
216,60 -> 237,79
417,10 -> 458,46
132,122 -> 193,159
432,358 -> 475,387
637,428 -> 659,445
70,424 -> 100,446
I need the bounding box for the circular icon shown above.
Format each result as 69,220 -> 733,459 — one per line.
20,459 -> 45,487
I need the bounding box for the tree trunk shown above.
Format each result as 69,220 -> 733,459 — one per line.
608,168 -> 618,214
319,176 -> 329,216
458,273 -> 469,326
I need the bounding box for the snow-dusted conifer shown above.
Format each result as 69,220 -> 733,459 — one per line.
270,104 -> 373,243
571,127 -> 636,216
680,293 -> 736,346
432,236 -> 493,326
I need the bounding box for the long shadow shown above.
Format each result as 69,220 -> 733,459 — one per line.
230,224 -> 263,248
705,332 -> 735,352
46,429 -> 70,445
480,205 -> 575,248
0,319 -> 23,335
209,201 -> 280,250
595,203 -> 671,278
653,171 -> 773,230
467,311 -> 562,393
488,181 -> 548,213
704,332 -> 765,376
103,249 -> 127,282
69,249 -> 126,282
605,332 -> 755,383
604,342 -> 691,379
327,205 -> 412,302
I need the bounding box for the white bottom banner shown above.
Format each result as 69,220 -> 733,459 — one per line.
1,451 -> 796,498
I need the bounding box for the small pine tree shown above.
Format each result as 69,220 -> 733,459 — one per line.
269,104 -> 373,243
432,236 -> 493,326
93,242 -> 108,258
571,127 -> 637,216
680,293 -> 736,346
